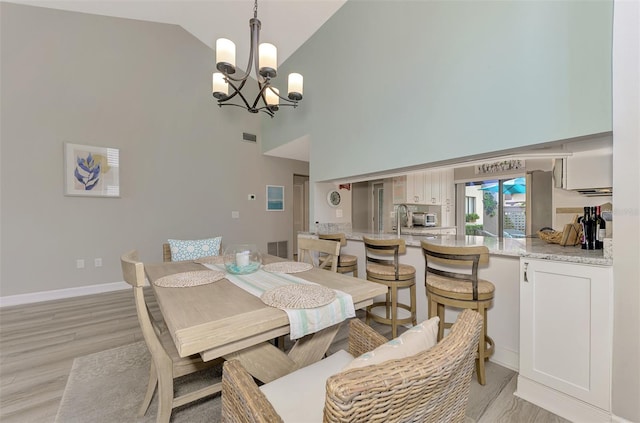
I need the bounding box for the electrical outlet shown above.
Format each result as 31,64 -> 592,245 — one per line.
76,259 -> 85,269
232,211 -> 240,219
94,258 -> 103,267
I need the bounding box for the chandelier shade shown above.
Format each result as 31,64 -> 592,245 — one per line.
212,0 -> 303,117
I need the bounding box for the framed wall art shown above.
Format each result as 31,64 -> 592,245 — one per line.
266,185 -> 284,211
64,143 -> 120,197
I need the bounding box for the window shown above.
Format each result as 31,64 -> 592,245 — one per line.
464,177 -> 526,237
465,196 -> 476,214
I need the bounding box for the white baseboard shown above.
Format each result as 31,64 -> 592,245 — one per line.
611,414 -> 635,423
0,281 -> 130,308
515,375 -> 611,422
490,345 -> 519,372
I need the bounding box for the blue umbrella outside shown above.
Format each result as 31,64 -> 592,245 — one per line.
480,177 -> 526,194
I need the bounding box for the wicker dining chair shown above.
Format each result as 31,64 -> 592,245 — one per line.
221,309 -> 483,423
121,250 -> 222,423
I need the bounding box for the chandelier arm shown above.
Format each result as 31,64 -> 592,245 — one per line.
220,78 -> 246,102
272,91 -> 300,106
251,80 -> 272,110
224,79 -> 257,111
220,13 -> 262,83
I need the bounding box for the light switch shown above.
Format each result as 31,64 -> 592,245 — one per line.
336,209 -> 343,218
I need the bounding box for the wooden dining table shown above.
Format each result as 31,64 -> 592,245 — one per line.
145,255 -> 387,384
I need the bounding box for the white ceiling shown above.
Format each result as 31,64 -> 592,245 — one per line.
11,0 -> 344,162
11,0 -> 346,65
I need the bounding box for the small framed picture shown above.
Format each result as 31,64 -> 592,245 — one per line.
266,185 -> 284,211
64,143 -> 120,197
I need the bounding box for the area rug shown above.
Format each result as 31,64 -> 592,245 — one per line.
55,341 -> 515,422
54,342 -> 223,422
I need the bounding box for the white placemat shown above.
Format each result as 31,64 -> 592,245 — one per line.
153,270 -> 225,288
261,284 -> 336,309
262,261 -> 313,273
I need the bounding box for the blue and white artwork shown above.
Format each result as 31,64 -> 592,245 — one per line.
64,143 -> 120,197
266,185 -> 284,211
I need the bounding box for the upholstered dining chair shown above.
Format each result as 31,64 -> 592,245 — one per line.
221,309 -> 483,423
120,250 -> 222,423
297,238 -> 341,272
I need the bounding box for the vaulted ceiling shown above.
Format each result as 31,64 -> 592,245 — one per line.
9,0 -> 346,65
10,0 -> 344,162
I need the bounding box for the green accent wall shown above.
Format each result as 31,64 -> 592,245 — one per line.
263,0 -> 613,182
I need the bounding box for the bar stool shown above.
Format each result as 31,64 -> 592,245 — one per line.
363,237 -> 417,339
318,233 -> 358,277
421,241 -> 495,385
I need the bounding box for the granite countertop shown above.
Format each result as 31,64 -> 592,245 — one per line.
398,226 -> 457,235
325,231 -> 612,266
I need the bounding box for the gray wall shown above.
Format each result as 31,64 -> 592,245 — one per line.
0,3 -> 308,297
264,0 -> 612,182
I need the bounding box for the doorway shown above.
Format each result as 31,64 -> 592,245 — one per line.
373,182 -> 384,232
293,174 -> 309,257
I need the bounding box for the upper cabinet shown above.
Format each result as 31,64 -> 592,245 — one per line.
393,168 -> 454,207
407,173 -> 425,203
553,149 -> 613,196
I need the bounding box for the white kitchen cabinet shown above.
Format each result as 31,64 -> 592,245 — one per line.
406,172 -> 425,203
392,176 -> 407,204
517,258 -> 612,422
440,169 -> 455,226
423,170 -> 441,205
393,169 -> 454,208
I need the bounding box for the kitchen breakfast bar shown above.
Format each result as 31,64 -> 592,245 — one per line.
302,231 -> 612,369
310,231 -> 614,422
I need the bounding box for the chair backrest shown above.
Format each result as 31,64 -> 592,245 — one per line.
120,250 -> 170,364
421,241 -> 489,301
324,309 -> 483,422
318,233 -> 347,248
162,243 -> 172,262
363,237 -> 406,279
297,238 -> 340,272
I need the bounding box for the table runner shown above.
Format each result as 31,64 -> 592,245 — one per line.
203,264 -> 355,340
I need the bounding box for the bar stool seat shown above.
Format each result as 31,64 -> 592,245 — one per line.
427,274 -> 495,300
318,233 -> 358,277
363,237 -> 417,339
421,241 -> 495,385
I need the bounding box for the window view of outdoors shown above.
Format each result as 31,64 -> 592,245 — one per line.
464,177 -> 526,238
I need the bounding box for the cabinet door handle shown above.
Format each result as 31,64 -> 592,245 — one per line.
523,262 -> 529,282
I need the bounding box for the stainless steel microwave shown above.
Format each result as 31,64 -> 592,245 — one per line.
412,213 -> 437,227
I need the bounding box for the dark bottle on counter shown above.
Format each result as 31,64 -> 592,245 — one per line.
580,207 -> 589,249
595,205 -> 605,249
589,206 -> 597,250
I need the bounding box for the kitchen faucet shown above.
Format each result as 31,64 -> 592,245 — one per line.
396,204 -> 408,237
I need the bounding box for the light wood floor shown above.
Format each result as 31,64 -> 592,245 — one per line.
0,289 -> 568,422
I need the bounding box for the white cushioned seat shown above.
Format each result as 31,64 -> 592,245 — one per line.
260,350 -> 354,422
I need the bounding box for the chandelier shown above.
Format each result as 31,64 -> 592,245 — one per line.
212,0 -> 303,118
